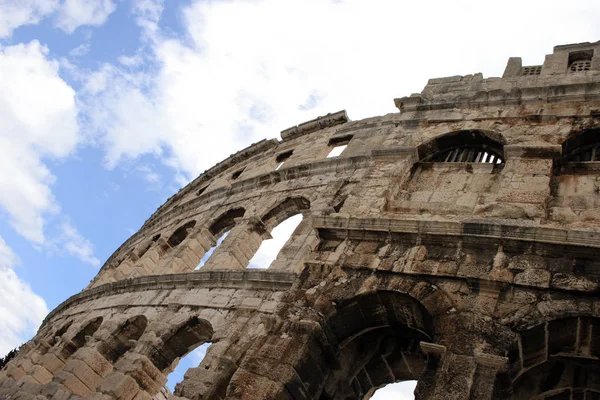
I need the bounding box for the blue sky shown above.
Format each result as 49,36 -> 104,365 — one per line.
0,0 -> 599,397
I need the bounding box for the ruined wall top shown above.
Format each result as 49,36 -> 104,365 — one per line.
395,40 -> 600,112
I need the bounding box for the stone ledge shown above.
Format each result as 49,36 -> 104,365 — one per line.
41,270 -> 297,329
280,110 -> 349,141
312,216 -> 600,249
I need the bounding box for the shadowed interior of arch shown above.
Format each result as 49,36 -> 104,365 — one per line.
317,291 -> 432,400
149,316 -> 214,396
507,316 -> 600,399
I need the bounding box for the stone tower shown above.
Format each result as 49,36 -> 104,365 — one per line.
2,41 -> 600,400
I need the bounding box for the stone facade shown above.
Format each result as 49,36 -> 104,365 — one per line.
2,41 -> 600,399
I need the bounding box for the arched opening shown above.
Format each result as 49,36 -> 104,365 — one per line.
418,130 -> 505,164
97,315 -> 147,363
59,317 -> 103,361
166,342 -> 211,392
168,220 -> 197,247
247,197 -> 310,269
149,316 -> 213,373
209,207 -> 245,237
509,316 -> 600,399
247,214 -> 303,269
319,291 -> 433,399
560,128 -> 600,163
327,135 -> 353,158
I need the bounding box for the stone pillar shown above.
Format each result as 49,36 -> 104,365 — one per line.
202,217 -> 271,271
174,339 -> 239,399
269,215 -> 318,272
495,145 -> 561,222
469,352 -> 508,400
342,147 -> 418,217
415,342 -> 507,400
223,322 -> 331,400
167,228 -> 217,273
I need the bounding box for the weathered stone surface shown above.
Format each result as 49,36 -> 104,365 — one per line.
3,41 -> 600,400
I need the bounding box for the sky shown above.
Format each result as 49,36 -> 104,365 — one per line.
0,0 -> 599,398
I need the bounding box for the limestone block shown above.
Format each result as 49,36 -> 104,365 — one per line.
98,372 -> 139,400
27,365 -> 53,385
72,348 -> 113,378
54,371 -> 91,397
63,360 -> 102,391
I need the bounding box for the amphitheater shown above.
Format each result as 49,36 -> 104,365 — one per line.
2,41 -> 600,400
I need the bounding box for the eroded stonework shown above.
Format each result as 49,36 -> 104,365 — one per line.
2,41 -> 600,400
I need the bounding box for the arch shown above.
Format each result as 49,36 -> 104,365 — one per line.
417,130 -> 505,164
320,291 -> 433,399
97,315 -> 148,363
560,128 -> 600,163
168,220 -> 197,247
209,207 -> 246,237
261,196 -> 310,229
508,316 -> 600,399
149,316 -> 214,372
59,317 -> 103,361
46,320 -> 72,346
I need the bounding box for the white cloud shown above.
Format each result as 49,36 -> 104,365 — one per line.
0,0 -> 59,38
0,41 -> 79,243
55,0 -> 116,33
69,42 -> 90,57
80,0 -> 600,184
132,0 -> 163,37
59,220 -> 101,267
0,236 -> 48,356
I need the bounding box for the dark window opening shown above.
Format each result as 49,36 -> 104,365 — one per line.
418,130 -> 505,165
276,150 -> 294,163
231,168 -> 245,180
522,65 -> 542,76
327,135 -> 353,158
209,207 -> 246,237
568,50 -> 593,73
197,185 -> 209,196
275,150 -> 294,170
561,129 -> 600,163
168,221 -> 197,247
328,134 -> 353,147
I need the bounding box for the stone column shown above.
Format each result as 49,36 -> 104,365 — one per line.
202,217 -> 271,271
469,352 -> 508,400
415,342 -> 507,400
342,147 -> 419,217
167,228 -> 217,273
269,215 -> 318,272
495,145 -> 561,222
